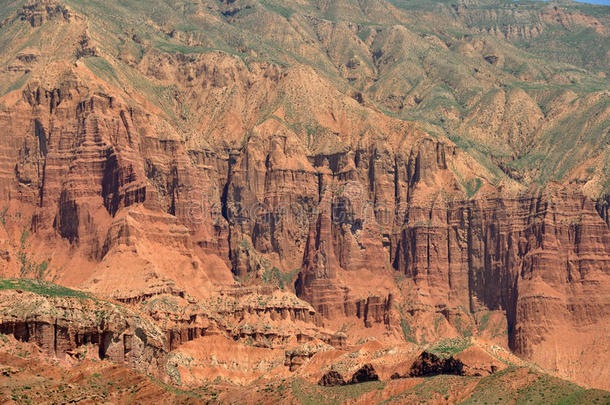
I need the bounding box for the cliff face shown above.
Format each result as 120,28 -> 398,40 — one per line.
291,147 -> 610,387
1,69 -> 607,386
0,289 -> 167,376
0,0 -> 608,391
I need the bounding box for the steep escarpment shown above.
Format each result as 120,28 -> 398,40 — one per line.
144,289 -> 345,352
0,45 -> 608,389
290,149 -> 610,387
0,0 -> 608,393
0,286 -> 167,376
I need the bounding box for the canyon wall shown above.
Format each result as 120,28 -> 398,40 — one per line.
0,3 -> 606,385
0,289 -> 167,376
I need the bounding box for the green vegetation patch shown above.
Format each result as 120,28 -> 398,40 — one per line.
291,378 -> 385,405
0,279 -> 92,300
428,337 -> 472,359
154,41 -> 211,55
0,206 -> 7,226
461,366 -> 610,404
16,227 -> 51,280
260,1 -> 295,19
478,312 -> 491,332
463,178 -> 483,199
83,57 -> 118,82
261,266 -> 300,290
400,317 -> 416,344
381,374 -> 474,404
2,72 -> 31,96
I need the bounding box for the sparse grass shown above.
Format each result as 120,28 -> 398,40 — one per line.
463,178 -> 483,199
2,72 -> 31,96
399,317 -> 417,344
0,279 -> 92,300
16,226 -> 51,280
144,295 -> 180,312
478,312 -> 491,333
260,1 -> 295,19
261,266 -> 300,290
428,337 -> 472,358
152,370 -> 199,397
461,366 -> 610,404
0,206 -> 7,227
291,378 -> 385,405
380,374 -> 474,404
83,57 -> 119,84
153,42 -> 211,55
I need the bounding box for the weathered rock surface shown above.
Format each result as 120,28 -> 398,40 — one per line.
408,351 -> 464,377
349,363 -> 379,384
0,0 -> 608,392
285,342 -> 333,372
0,62 -> 607,387
143,290 -> 343,352
318,370 -> 346,387
454,345 -> 505,377
0,289 -> 167,376
0,56 -> 607,389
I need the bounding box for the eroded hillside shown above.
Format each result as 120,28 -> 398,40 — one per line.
0,0 -> 608,400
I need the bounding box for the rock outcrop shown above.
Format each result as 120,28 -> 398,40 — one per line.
143,290 -> 343,352
318,370 -> 347,386
0,0 -> 608,391
454,345 -> 505,377
17,0 -> 71,27
349,363 -> 379,384
407,352 -> 464,377
319,363 -> 379,386
285,342 -> 333,372
0,64 -> 607,388
0,288 -> 167,376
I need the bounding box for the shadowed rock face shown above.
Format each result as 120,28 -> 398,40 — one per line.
318,370 -> 346,386
0,58 -> 607,389
349,363 -> 379,384
408,352 -> 464,377
318,364 -> 379,386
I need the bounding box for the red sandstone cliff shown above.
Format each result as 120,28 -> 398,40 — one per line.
0,0 -> 608,391
1,68 -> 607,386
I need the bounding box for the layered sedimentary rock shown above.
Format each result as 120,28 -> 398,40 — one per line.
0,289 -> 166,376
1,65 -> 608,387
0,0 -> 608,390
143,290 -> 344,352
285,342 -> 333,372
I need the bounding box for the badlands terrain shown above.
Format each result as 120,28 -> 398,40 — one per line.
0,0 -> 609,403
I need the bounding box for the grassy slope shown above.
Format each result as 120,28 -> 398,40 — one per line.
264,368 -> 610,404
461,366 -> 610,404
0,278 -> 93,299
